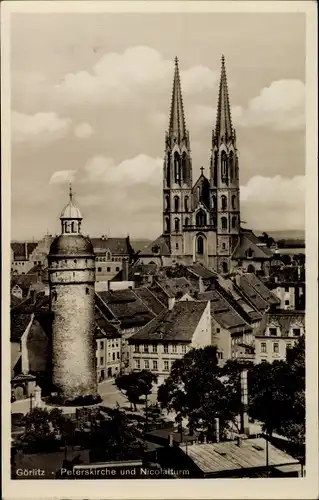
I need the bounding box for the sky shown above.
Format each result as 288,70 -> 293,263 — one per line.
10,12 -> 305,241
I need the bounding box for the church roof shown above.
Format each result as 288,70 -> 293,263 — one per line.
232,229 -> 274,260
215,55 -> 233,141
137,235 -> 171,257
168,57 -> 188,143
129,301 -> 208,342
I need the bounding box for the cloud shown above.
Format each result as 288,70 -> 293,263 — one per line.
240,175 -> 305,230
189,80 -> 305,131
74,122 -> 94,139
49,170 -> 76,184
56,46 -> 218,106
12,111 -> 72,145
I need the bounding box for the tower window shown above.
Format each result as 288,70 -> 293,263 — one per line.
232,195 -> 236,209
221,195 -> 227,211
165,195 -> 170,211
74,259 -> 77,263
229,151 -> 234,181
86,287 -> 89,295
98,267 -> 102,272
221,217 -> 227,230
184,196 -> 189,212
222,242 -> 226,249
166,152 -> 171,188
182,152 -> 188,183
107,267 -> 111,272
174,196 -> 179,212
232,216 -> 236,229
212,195 -> 217,209
165,217 -> 170,233
197,185 -> 201,201
184,217 -> 190,227
197,236 -> 204,255
176,243 -> 179,250
196,210 -> 207,227
247,264 -> 255,273
222,262 -> 228,274
221,151 -> 228,180
174,218 -> 180,233
174,152 -> 181,184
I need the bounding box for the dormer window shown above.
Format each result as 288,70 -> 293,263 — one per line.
152,245 -> 160,254
293,328 -> 301,336
246,248 -> 254,258
269,328 -> 277,337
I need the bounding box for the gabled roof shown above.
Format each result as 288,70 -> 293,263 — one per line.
128,263 -> 158,280
242,273 -> 280,306
192,173 -> 210,210
216,277 -> 262,322
132,287 -> 166,315
237,274 -> 272,312
137,235 -> 171,257
95,308 -> 121,339
90,237 -> 133,256
256,310 -> 305,338
153,277 -> 194,298
199,290 -> 251,334
96,289 -> 155,328
232,229 -> 273,260
129,301 -> 208,342
186,263 -> 217,280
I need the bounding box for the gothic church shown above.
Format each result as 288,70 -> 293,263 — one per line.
137,56 -> 273,275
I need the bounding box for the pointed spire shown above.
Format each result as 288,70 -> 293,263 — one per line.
216,54 -> 233,140
168,56 -> 187,142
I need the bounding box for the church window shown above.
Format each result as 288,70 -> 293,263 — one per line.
174,196 -> 179,212
184,196 -> 189,212
213,151 -> 218,185
222,242 -> 226,250
196,210 -> 207,227
107,266 -> 111,272
165,195 -> 170,211
176,243 -> 179,250
98,267 -> 102,272
174,218 -> 180,233
165,217 -> 170,233
212,195 -> 217,209
221,151 -> 228,180
184,217 -> 190,227
197,236 -> 204,255
182,152 -> 188,183
222,262 -> 228,274
166,153 -> 171,188
74,259 -> 77,263
116,267 -> 120,272
229,151 -> 234,181
232,216 -> 236,229
174,152 -> 181,184
221,195 -> 227,210
197,185 -> 201,201
232,195 -> 236,209
247,264 -> 255,273
221,217 -> 227,230
86,287 -> 89,295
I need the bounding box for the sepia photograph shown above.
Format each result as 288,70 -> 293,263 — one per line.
1,1 -> 318,499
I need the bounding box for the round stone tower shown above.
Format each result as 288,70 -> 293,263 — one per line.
48,185 -> 98,403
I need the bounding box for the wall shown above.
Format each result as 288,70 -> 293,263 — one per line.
191,301 -> 212,349
210,316 -> 231,363
255,336 -> 299,363
25,318 -> 50,373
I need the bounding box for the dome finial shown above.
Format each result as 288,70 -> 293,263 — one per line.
69,182 -> 73,203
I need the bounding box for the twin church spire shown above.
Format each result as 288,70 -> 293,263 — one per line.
215,55 -> 233,142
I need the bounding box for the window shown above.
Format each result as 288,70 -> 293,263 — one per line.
165,195 -> 170,211
222,262 -> 228,274
112,353 -> 115,360
182,152 -> 188,182
152,360 -> 158,371
273,343 -> 279,353
221,151 -> 228,180
217,352 -> 223,359
99,341 -> 103,350
100,357 -> 104,366
116,267 -> 120,272
216,328 -> 220,333
117,352 -> 120,359
232,216 -> 236,229
152,344 -> 157,353
143,345 -> 149,353
166,152 -> 171,188
184,217 -> 189,227
86,287 -> 90,295
261,342 -> 267,353
174,196 -> 179,212
174,218 -> 180,233
293,328 -> 301,337
184,196 -> 189,212
212,195 -> 217,209
285,300 -> 290,306
172,344 -> 177,353
196,235 -> 204,255
246,248 -> 254,258
144,360 -> 149,370
285,286 -> 290,293
269,328 -> 277,336
196,210 -> 207,227
174,152 -> 181,184
221,217 -> 227,230
229,152 -> 234,181
163,345 -> 169,354
165,217 -> 170,233
247,264 -> 255,273
197,185 -> 201,200
134,345 -> 140,353
107,267 -> 111,272
164,360 -> 169,371
176,243 -> 179,250
182,345 -> 187,354
222,243 -> 226,250
135,359 -> 140,370
286,343 -> 292,350
221,195 -> 227,210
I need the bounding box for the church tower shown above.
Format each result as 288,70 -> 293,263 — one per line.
48,186 -> 98,404
210,55 -> 240,274
163,57 -> 193,259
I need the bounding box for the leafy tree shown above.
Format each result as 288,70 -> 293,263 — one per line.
157,346 -> 238,439
115,370 -> 157,411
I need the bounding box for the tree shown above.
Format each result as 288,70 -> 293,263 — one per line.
157,346 -> 239,440
115,370 -> 157,411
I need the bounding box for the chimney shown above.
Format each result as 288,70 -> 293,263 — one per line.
25,242 -> 28,260
168,297 -> 175,310
122,260 -> 129,281
214,418 -> 220,443
240,368 -> 250,436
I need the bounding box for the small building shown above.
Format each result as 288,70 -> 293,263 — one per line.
255,310 -> 305,363
128,300 -> 211,384
95,310 -> 122,380
264,266 -> 305,311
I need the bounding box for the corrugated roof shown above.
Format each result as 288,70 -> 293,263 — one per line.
181,438 -> 299,474
129,301 -> 208,342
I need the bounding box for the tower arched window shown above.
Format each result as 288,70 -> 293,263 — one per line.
213,151 -> 218,185
184,217 -> 190,227
212,195 -> 217,209
197,236 -> 204,255
221,151 -> 228,181
229,151 -> 234,181
182,152 -> 188,183
174,196 -> 179,212
232,195 -> 236,210
166,153 -> 171,188
221,195 -> 227,211
184,196 -> 189,212
232,216 -> 236,229
222,262 -> 228,274
174,152 -> 181,184
174,218 -> 180,233
165,195 -> 170,211
196,210 -> 207,227
221,217 -> 227,231
247,264 -> 255,273
165,217 -> 170,233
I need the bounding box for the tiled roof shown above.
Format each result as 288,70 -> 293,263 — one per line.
237,275 -> 271,312
154,277 -> 194,298
256,310 -> 305,338
11,274 -> 38,292
128,263 -> 158,280
132,287 -> 166,315
198,290 -> 251,333
242,273 -> 280,306
96,289 -> 155,328
137,234 -> 171,257
180,438 -> 299,474
95,308 -> 121,338
10,313 -> 33,341
11,242 -> 38,260
186,263 -> 217,280
90,237 -> 133,256
232,230 -> 273,260
216,278 -> 262,322
129,301 -> 208,342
